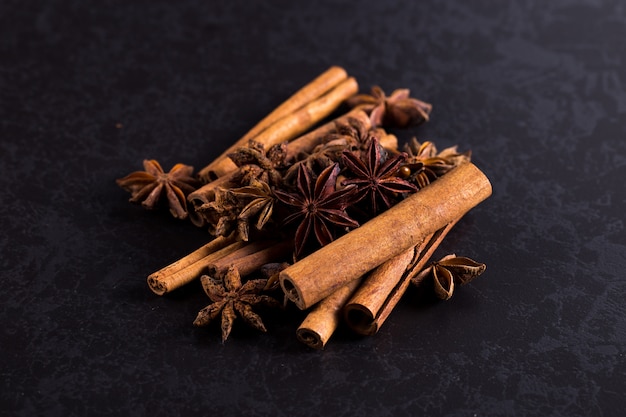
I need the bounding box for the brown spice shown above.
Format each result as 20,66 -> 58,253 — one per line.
411,254 -> 486,300
296,278 -> 362,349
199,72 -> 358,180
274,163 -> 360,259
146,234 -> 239,295
194,265 -> 281,342
147,239 -> 248,296
347,86 -> 432,128
206,240 -> 292,277
279,162 -> 492,310
343,221 -> 458,335
116,159 -> 200,219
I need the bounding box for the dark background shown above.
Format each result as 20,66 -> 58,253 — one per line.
1,0 -> 625,416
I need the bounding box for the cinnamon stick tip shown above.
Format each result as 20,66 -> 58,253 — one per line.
279,274 -> 306,310
296,328 -> 326,350
147,275 -> 167,296
343,303 -> 378,336
327,65 -> 348,77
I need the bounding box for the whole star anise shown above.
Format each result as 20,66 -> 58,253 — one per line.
347,86 -> 432,128
229,178 -> 276,241
341,137 -> 418,215
116,159 -> 200,219
274,163 -> 359,259
193,265 -> 281,342
283,116 -> 370,184
400,139 -> 471,188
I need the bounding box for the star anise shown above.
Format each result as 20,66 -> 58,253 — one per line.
400,139 -> 471,188
228,140 -> 287,187
341,137 -> 418,215
193,265 -> 281,342
411,254 -> 486,300
229,178 -> 276,241
196,186 -> 241,237
347,86 -> 432,128
274,163 -> 360,259
283,116 -> 370,184
324,116 -> 372,150
116,159 -> 200,219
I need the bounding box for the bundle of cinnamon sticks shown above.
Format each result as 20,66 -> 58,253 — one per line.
122,66 -> 492,348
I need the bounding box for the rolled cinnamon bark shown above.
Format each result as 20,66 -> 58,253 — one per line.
343,220 -> 457,335
199,72 -> 358,180
197,66 -> 347,181
188,171 -> 237,207
207,239 -> 293,277
296,278 -> 362,350
284,108 -> 370,162
279,162 -> 492,310
146,235 -> 241,295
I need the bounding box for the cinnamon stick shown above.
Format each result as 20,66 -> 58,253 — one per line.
296,278 -> 362,350
146,235 -> 242,295
284,108 -> 370,162
343,220 -> 458,335
198,67 -> 354,180
202,76 -> 359,179
279,162 -> 492,310
207,239 -> 292,277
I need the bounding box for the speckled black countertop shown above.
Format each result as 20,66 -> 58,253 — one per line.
1,1 -> 625,416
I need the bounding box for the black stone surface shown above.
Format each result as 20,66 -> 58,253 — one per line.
1,1 -> 625,416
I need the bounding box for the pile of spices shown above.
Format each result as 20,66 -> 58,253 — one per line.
117,66 -> 492,348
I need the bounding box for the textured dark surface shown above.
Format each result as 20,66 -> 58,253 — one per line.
1,0 -> 625,416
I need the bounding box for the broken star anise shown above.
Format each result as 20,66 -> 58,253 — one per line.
274,163 -> 360,259
193,265 -> 281,342
228,140 -> 287,187
347,86 -> 432,128
411,254 -> 486,300
341,137 -> 418,215
116,159 -> 200,219
195,186 -> 242,238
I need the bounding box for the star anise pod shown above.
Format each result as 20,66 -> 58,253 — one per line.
274,163 -> 360,259
194,265 -> 281,342
400,139 -> 471,188
283,116 -> 370,184
116,159 -> 200,219
324,116 -> 372,150
347,86 -> 432,128
341,137 -> 418,215
196,186 -> 241,237
229,178 -> 275,241
228,140 -> 287,187
411,254 -> 486,300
